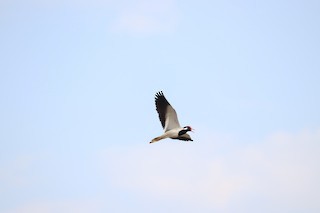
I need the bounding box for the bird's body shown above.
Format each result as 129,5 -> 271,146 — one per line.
150,91 -> 193,143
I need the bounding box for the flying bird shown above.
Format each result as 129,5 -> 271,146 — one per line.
150,91 -> 194,143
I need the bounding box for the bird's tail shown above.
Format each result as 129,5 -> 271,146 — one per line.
149,135 -> 166,144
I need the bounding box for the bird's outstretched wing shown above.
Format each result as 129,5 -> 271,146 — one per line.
155,91 -> 181,132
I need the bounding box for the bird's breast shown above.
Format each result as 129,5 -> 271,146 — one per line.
165,128 -> 182,138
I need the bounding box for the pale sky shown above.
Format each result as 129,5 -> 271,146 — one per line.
1,0 -> 320,212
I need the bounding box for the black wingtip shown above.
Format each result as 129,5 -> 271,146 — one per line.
155,91 -> 165,99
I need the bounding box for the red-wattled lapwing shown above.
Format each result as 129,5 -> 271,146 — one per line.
150,91 -> 194,143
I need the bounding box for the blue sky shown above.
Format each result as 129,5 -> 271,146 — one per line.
1,0 -> 320,212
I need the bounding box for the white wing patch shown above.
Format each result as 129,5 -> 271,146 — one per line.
164,105 -> 181,132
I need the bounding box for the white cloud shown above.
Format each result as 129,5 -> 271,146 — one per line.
99,128 -> 320,212
1,0 -> 180,36
109,0 -> 180,35
2,129 -> 320,212
246,130 -> 320,209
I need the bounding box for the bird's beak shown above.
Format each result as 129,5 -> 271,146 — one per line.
191,128 -> 195,132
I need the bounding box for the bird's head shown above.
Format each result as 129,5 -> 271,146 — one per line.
183,126 -> 194,132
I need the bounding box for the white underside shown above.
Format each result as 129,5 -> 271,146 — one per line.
150,128 -> 182,143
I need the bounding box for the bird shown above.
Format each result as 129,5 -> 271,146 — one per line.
150,91 -> 194,143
